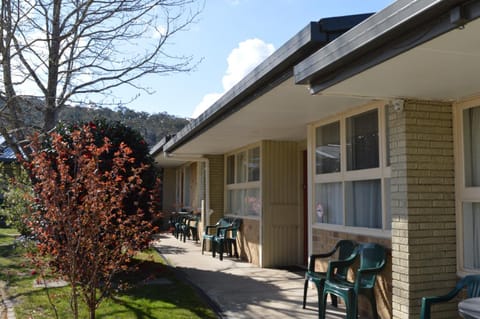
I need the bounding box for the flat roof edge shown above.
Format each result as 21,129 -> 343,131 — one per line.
163,13 -> 374,154
294,0 -> 469,86
163,21 -> 323,153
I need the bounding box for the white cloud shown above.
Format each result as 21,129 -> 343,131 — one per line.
191,92 -> 223,119
222,38 -> 275,91
191,38 -> 275,118
152,25 -> 167,39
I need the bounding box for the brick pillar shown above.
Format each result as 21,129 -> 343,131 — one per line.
390,100 -> 456,318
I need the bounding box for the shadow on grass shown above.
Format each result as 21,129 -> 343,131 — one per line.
0,243 -> 15,257
8,258 -> 219,319
156,244 -> 188,255
101,259 -> 218,319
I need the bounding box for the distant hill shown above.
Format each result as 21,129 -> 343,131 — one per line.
59,105 -> 190,148
1,99 -> 188,148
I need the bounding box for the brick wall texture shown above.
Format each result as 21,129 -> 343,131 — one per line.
390,100 -> 457,319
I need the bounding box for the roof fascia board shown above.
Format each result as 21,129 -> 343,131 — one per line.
295,0 -> 480,93
163,22 -> 325,153
162,14 -> 374,154
150,135 -> 173,157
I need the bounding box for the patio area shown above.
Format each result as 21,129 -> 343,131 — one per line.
153,233 -> 356,319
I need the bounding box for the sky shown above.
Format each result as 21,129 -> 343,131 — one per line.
118,0 -> 395,119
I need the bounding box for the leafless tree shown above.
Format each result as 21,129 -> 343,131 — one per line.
0,0 -> 201,157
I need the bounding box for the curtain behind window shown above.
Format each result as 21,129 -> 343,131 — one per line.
345,179 -> 382,228
315,182 -> 343,225
463,203 -> 480,269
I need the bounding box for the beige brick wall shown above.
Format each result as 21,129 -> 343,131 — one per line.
312,228 -> 392,319
390,100 -> 456,319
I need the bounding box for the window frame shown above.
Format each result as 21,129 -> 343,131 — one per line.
310,102 -> 391,237
454,98 -> 480,275
224,144 -> 262,220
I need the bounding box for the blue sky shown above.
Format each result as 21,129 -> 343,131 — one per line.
119,0 -> 394,118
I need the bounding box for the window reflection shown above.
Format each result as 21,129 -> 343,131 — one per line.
347,109 -> 379,171
316,121 -> 340,174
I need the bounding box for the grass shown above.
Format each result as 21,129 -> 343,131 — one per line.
0,228 -> 217,319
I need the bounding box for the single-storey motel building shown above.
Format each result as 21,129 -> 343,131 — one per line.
151,1 -> 480,317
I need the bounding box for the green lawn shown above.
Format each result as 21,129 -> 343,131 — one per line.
0,228 -> 217,319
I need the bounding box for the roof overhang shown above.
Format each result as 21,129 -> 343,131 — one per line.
151,14 -> 374,166
295,0 -> 480,101
153,0 -> 480,167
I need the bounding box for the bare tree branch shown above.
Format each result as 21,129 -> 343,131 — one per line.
0,0 -> 202,157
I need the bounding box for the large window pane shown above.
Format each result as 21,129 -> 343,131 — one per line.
315,182 -> 343,225
228,189 -> 246,216
248,147 -> 260,181
226,146 -> 261,218
347,110 -> 379,170
226,155 -> 235,185
246,188 -> 261,216
227,188 -> 261,217
236,151 -> 247,183
345,179 -> 381,228
463,106 -> 480,187
316,122 -> 340,174
463,202 -> 480,270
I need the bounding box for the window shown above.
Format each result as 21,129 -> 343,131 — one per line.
226,155 -> 235,184
457,103 -> 480,272
313,105 -> 391,232
226,146 -> 261,218
347,110 -> 379,170
315,182 -> 343,225
462,202 -> 480,270
316,121 -> 340,174
345,179 -> 381,228
248,147 -> 260,181
463,107 -> 480,187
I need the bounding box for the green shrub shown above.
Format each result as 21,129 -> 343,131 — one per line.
0,166 -> 33,235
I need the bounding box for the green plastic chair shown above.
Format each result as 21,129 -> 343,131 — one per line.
420,275 -> 480,319
180,214 -> 199,242
201,218 -> 232,256
302,239 -> 357,310
212,219 -> 241,261
319,243 -> 386,319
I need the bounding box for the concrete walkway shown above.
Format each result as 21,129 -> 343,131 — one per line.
153,233 -> 347,319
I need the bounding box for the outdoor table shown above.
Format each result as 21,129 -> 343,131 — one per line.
459,297 -> 480,319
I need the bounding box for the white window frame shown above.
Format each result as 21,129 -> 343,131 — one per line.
309,101 -> 391,238
224,143 -> 261,220
454,98 -> 480,275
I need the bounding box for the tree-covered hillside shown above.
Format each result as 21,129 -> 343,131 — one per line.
59,105 -> 189,147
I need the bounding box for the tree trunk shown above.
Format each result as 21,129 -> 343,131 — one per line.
71,283 -> 79,319
44,107 -> 58,132
88,287 -> 96,319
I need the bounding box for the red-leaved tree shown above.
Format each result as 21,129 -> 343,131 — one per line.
25,124 -> 157,319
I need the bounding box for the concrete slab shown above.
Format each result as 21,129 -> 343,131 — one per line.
153,233 -> 347,319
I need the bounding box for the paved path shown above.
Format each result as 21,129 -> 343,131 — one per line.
153,233 -> 347,319
0,280 -> 15,319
